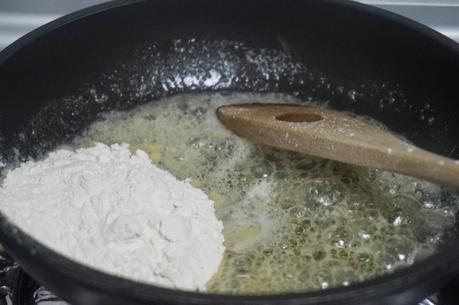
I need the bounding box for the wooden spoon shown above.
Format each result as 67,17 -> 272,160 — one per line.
217,103 -> 459,189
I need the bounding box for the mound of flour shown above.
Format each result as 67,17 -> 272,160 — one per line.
0,143 -> 224,291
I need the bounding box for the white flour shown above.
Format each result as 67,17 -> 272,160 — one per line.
0,143 -> 224,291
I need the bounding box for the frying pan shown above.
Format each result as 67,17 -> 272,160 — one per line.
0,0 -> 458,304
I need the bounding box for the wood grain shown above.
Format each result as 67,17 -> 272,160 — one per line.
217,103 -> 459,189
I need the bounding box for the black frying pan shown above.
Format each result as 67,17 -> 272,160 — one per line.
0,0 -> 458,304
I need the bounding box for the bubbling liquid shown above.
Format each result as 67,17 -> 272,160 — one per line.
73,92 -> 458,294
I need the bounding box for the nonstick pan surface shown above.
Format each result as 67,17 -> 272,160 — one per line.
0,0 -> 459,304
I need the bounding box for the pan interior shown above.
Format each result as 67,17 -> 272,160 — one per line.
35,91 -> 453,294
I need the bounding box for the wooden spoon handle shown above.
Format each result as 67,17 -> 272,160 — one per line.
217,103 -> 459,190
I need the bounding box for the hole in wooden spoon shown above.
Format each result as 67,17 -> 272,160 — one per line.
276,113 -> 323,123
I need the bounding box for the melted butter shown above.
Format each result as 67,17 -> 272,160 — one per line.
73,92 -> 458,294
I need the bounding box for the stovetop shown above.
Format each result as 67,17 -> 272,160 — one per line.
0,1 -> 458,304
